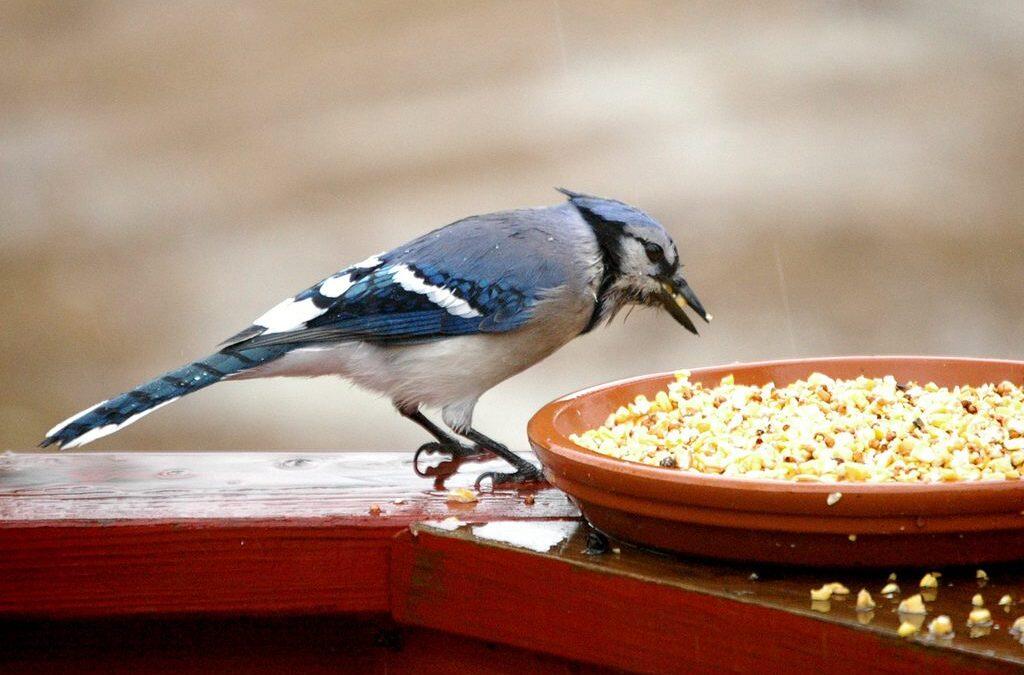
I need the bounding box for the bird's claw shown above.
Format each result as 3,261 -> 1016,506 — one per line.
415,441 -> 486,461
474,464 -> 544,488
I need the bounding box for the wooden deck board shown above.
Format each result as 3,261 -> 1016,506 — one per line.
0,451 -> 570,618
3,450 -> 1024,671
0,451 -> 572,523
394,521 -> 1024,673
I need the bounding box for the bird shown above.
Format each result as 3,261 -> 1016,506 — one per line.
41,189 -> 710,485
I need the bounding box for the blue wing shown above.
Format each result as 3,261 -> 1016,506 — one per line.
227,209 -> 573,348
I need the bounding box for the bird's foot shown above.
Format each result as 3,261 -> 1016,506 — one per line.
475,463 -> 545,488
583,529 -> 610,555
415,440 -> 486,460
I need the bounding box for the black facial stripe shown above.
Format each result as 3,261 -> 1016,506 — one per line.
623,231 -> 674,276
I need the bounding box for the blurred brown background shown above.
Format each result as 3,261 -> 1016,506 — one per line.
2,1 -> 1023,452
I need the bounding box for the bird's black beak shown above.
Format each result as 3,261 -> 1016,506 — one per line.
658,275 -> 711,335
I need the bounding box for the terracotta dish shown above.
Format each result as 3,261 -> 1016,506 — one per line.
528,356 -> 1024,567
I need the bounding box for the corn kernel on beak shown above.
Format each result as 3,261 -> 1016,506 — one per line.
660,277 -> 709,334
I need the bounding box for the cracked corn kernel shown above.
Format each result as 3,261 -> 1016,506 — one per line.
898,594 -> 927,614
827,582 -> 850,595
968,608 -> 993,626
881,582 -> 900,595
928,615 -> 954,637
446,487 -> 478,503
570,372 -> 1024,483
810,585 -> 833,601
1000,594 -> 1013,606
856,589 -> 876,611
826,492 -> 842,506
920,573 -> 938,588
1011,616 -> 1024,635
976,569 -> 989,581
897,621 -> 919,638
972,593 -> 984,607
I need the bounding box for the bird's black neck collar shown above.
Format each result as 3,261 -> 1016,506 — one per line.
572,204 -> 625,334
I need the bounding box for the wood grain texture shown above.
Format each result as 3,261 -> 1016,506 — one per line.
0,451 -> 572,618
0,451 -> 574,522
5,450 -> 1022,671
0,524 -> 392,617
392,525 -> 1021,674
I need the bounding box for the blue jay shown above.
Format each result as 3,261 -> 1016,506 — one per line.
41,189 -> 710,485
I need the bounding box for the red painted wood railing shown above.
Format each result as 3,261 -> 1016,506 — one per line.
2,451 -> 1022,673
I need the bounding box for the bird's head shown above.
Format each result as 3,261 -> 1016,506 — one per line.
559,188 -> 711,334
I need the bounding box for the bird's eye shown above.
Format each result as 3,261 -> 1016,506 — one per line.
643,242 -> 664,263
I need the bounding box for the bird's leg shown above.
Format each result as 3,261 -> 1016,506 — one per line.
397,405 -> 484,459
460,428 -> 544,487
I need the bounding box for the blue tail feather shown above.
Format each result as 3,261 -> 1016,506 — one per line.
41,346 -> 289,449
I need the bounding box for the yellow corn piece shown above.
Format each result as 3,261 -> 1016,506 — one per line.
445,487 -> 478,504
968,608 -> 992,626
856,589 -> 876,611
897,621 -> 919,638
809,585 -> 833,601
898,594 -> 926,615
928,615 -> 953,637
